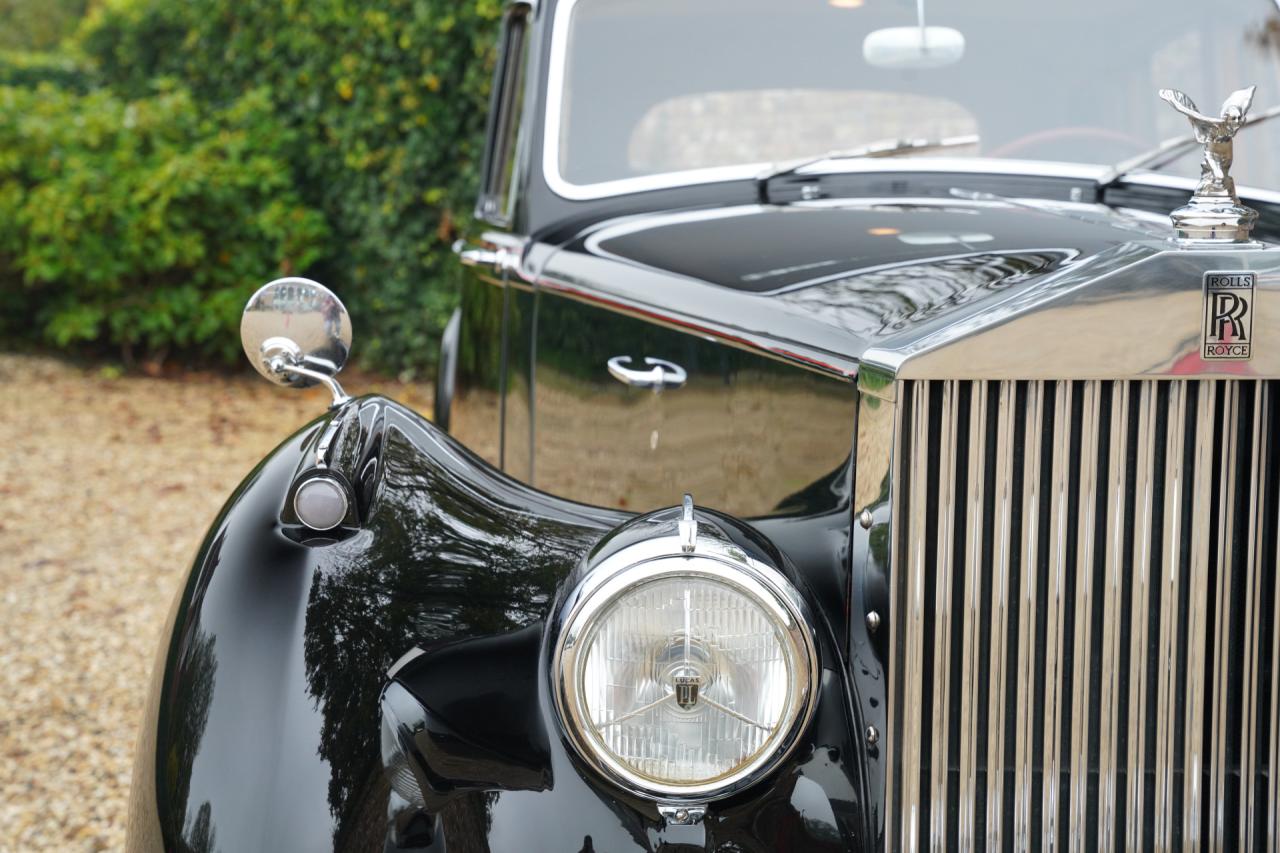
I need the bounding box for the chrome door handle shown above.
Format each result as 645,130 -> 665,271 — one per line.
452,233 -> 524,273
607,356 -> 687,392
454,243 -> 504,268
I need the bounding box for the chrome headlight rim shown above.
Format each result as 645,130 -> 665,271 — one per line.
552,533 -> 820,801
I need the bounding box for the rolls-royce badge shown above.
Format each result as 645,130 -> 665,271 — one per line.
1202,271 -> 1255,360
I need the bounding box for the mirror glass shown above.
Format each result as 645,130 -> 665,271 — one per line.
241,277 -> 352,387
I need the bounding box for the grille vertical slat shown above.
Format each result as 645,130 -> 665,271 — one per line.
1264,471 -> 1274,850
1097,380 -> 1130,853
929,380 -> 961,853
1068,381 -> 1102,853
1126,381 -> 1159,852
1012,381 -> 1045,850
884,378 -> 1277,851
1154,381 -> 1188,850
984,382 -> 1018,852
896,381 -> 931,852
959,384 -> 990,848
1041,382 -> 1072,850
1240,384 -> 1269,851
1209,383 -> 1241,853
1182,382 -> 1218,853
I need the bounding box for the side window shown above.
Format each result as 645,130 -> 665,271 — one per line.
475,4 -> 531,227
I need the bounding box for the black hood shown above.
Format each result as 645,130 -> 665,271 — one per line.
537,198 -> 1167,376
583,201 -> 1151,293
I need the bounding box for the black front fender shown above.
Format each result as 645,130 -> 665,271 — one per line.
127,397 -> 871,852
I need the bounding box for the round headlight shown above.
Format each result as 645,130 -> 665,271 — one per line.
553,534 -> 818,800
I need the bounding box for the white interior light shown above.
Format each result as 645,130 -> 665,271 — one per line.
554,543 -> 817,798
863,0 -> 965,70
863,26 -> 965,70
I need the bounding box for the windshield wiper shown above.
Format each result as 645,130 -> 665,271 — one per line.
755,134 -> 980,202
1098,103 -> 1280,188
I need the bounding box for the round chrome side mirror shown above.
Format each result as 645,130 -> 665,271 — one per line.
241,277 -> 353,407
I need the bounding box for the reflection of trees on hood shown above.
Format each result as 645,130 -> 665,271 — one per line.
303,425 -> 605,848
162,627 -> 217,853
776,252 -> 1064,337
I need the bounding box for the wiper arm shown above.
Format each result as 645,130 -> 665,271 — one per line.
755,134 -> 980,201
1098,103 -> 1280,188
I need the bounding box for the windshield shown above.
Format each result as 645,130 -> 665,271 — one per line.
548,0 -> 1280,196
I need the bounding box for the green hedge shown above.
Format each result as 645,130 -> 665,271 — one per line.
0,0 -> 89,51
0,84 -> 329,363
0,49 -> 90,91
72,0 -> 504,375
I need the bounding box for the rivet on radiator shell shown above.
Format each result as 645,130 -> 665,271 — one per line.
865,726 -> 879,746
866,611 -> 881,633
858,509 -> 874,529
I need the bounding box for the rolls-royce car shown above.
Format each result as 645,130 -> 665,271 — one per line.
128,0 -> 1280,850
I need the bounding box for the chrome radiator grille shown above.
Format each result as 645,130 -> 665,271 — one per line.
884,379 -> 1279,852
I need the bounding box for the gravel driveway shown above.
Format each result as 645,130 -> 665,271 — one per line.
0,354 -> 441,851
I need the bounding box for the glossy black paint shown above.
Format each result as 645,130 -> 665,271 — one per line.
130,395 -> 871,852
384,506 -> 869,852
433,308 -> 461,433
509,196 -> 1168,384
588,202 -> 1130,295
526,285 -> 858,517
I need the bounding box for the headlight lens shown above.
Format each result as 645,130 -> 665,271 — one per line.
554,544 -> 817,799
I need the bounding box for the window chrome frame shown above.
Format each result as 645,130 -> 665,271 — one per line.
542,0 -> 779,201
542,0 -> 1280,202
551,531 -> 820,802
476,1 -> 535,227
540,0 -> 1117,201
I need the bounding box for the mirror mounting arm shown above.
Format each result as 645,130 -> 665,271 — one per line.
273,360 -> 351,409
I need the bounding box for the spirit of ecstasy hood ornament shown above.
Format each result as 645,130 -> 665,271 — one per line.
1158,85 -> 1259,243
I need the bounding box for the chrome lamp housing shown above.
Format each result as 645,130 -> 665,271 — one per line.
551,501 -> 820,803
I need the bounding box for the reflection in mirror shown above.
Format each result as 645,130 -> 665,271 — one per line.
240,277 -> 353,407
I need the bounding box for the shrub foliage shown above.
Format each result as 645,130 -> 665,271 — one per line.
0,84 -> 328,363
0,0 -> 501,372
86,0 -> 501,373
0,49 -> 89,91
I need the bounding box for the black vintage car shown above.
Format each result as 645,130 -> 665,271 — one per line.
128,1 -> 1280,850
